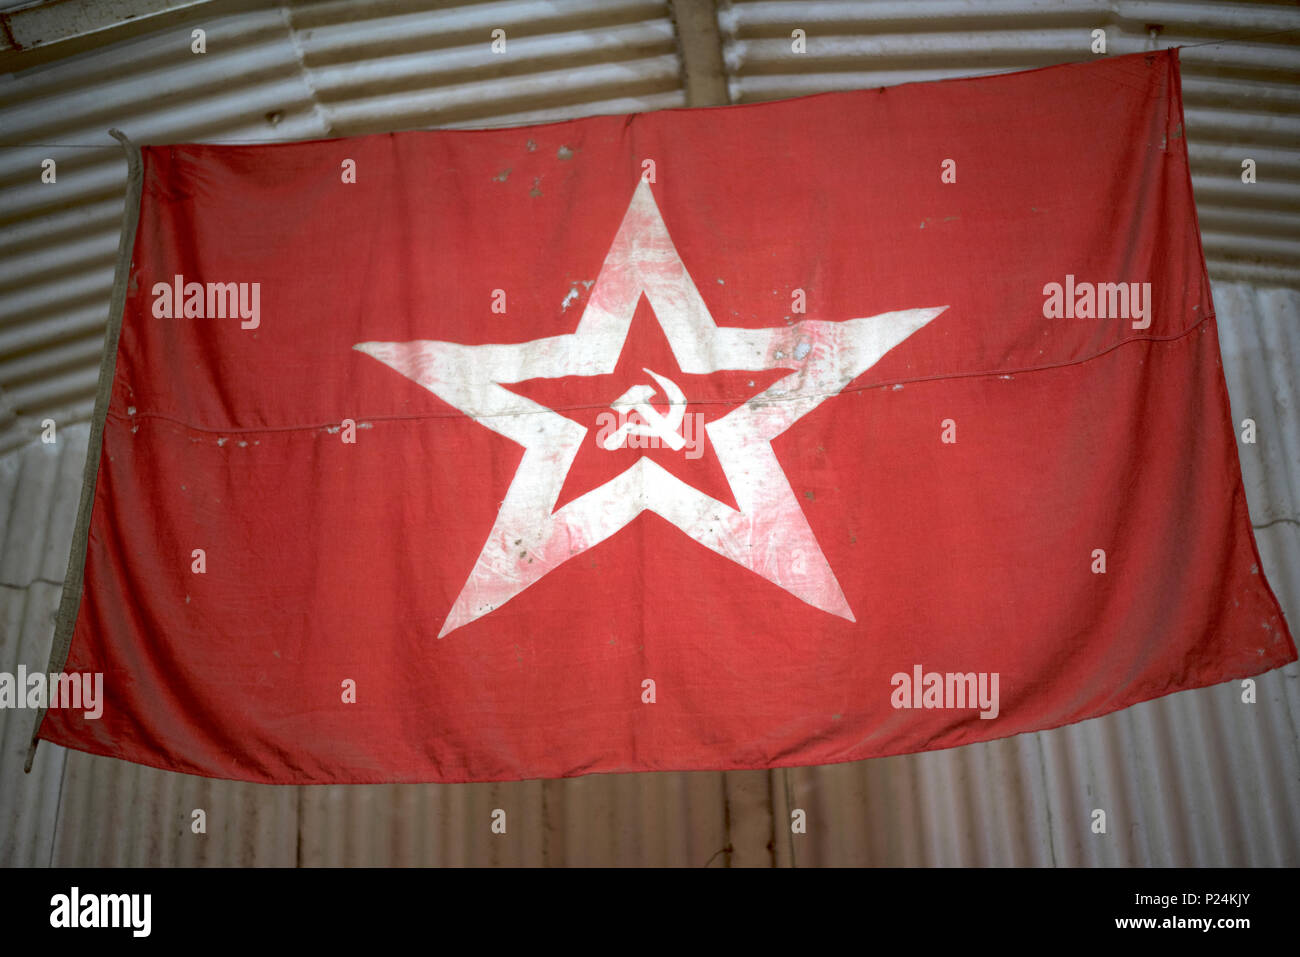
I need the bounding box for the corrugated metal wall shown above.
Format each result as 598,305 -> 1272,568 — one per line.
1,0 -> 1297,866
719,0 -> 1300,287
0,0 -> 687,456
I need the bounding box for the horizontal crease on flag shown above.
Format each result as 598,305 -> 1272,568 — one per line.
110,314 -> 1216,434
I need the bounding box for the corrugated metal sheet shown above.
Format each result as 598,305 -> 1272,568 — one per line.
4,0 -> 1299,454
0,0 -> 1296,865
0,421 -> 83,867
292,0 -> 684,133
719,0 -> 1300,288
0,0 -> 685,454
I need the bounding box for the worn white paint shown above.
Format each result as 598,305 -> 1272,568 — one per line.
358,182 -> 945,633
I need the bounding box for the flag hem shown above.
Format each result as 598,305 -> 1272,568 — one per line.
33,649 -> 1296,786
25,129 -> 144,771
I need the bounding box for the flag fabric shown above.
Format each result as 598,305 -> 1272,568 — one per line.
34,49 -> 1295,784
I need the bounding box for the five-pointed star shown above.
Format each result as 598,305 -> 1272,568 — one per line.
356,181 -> 947,637
502,292 -> 790,513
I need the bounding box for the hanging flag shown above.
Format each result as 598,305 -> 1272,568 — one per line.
32,49 -> 1295,784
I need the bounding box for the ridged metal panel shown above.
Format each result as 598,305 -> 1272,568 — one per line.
0,1 -> 1297,866
0,0 -> 685,453
0,422 -> 84,867
719,0 -> 1300,287
289,0 -> 685,134
3,0 -> 1295,458
0,4 -> 328,458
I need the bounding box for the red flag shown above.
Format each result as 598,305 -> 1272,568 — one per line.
35,50 -> 1295,784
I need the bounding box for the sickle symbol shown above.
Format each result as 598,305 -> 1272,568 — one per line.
601,368 -> 687,451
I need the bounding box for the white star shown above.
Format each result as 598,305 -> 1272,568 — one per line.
356,182 -> 946,636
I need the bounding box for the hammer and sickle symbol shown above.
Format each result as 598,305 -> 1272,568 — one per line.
601,367 -> 687,452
